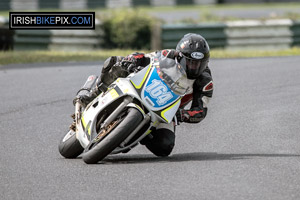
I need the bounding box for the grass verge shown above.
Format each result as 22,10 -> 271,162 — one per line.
1,48 -> 300,66
0,50 -> 138,66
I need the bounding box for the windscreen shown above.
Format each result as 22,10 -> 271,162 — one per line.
155,57 -> 193,95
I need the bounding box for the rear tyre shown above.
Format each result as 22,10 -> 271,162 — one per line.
82,108 -> 143,164
59,130 -> 84,158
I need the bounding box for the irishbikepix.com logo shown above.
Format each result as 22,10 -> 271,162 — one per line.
9,12 -> 95,29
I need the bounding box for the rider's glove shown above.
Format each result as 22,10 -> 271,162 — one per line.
121,52 -> 145,72
176,108 -> 205,123
176,108 -> 188,123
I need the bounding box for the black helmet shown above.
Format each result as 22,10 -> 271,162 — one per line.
176,33 -> 210,79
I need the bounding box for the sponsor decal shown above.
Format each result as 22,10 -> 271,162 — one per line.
187,110 -> 203,117
88,76 -> 95,81
9,12 -> 95,29
162,50 -> 168,57
191,52 -> 204,59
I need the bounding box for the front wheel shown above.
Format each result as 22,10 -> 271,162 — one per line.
82,108 -> 143,164
58,130 -> 84,158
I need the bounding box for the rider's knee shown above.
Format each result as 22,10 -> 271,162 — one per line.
144,128 -> 175,157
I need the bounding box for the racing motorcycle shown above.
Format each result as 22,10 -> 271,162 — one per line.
58,53 -> 194,164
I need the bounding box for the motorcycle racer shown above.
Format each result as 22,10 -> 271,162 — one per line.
73,33 -> 213,157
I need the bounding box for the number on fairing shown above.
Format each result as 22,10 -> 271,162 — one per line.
146,80 -> 173,105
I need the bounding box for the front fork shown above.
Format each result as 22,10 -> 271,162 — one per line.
75,96 -> 134,138
100,96 -> 133,130
75,95 -> 152,153
74,101 -> 82,138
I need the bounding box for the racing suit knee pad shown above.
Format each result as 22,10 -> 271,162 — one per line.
144,128 -> 175,157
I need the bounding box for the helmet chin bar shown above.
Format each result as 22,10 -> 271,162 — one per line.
177,53 -> 202,79
186,68 -> 200,79
186,58 -> 201,70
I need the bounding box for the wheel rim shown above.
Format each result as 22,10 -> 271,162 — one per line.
86,111 -> 127,151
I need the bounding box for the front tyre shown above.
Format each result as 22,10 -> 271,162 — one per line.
58,130 -> 84,158
82,108 -> 143,164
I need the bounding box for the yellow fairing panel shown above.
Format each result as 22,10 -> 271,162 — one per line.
130,65 -> 152,89
161,98 -> 181,123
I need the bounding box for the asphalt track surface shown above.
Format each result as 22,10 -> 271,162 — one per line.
1,56 -> 300,200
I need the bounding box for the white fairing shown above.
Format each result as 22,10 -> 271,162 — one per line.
76,57 -> 189,149
76,78 -> 144,148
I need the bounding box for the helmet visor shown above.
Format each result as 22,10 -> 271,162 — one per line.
186,58 -> 202,78
187,58 -> 201,70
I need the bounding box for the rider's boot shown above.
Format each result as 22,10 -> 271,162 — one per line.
70,75 -> 108,131
73,75 -> 108,107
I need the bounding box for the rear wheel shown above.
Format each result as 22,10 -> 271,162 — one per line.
82,108 -> 143,164
58,130 -> 84,158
